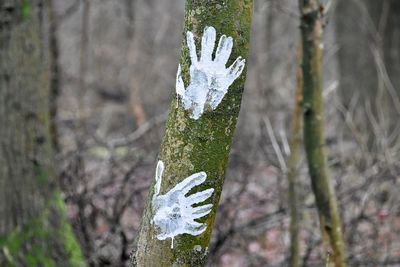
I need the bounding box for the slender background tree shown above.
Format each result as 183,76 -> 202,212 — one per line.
299,0 -> 347,266
287,45 -> 303,267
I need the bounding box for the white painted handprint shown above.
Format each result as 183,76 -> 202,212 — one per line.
176,26 -> 246,119
151,160 -> 214,248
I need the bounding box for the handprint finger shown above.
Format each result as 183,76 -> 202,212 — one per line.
185,222 -> 207,236
192,204 -> 213,219
200,26 -> 216,63
215,35 -> 233,66
192,204 -> 212,214
186,188 -> 214,205
154,160 -> 164,196
187,31 -> 198,65
176,64 -> 185,98
228,56 -> 246,80
172,171 -> 207,195
189,65 -> 195,79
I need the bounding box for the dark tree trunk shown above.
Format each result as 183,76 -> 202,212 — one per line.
0,1 -> 85,266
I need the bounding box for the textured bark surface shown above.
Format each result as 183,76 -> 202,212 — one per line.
0,0 -> 51,236
132,0 -> 253,266
0,1 -> 85,266
299,1 -> 347,266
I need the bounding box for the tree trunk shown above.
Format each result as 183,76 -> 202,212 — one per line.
299,1 -> 347,266
131,0 -> 253,266
0,1 -> 85,266
48,0 -> 60,151
287,45 -> 303,267
126,0 -> 147,126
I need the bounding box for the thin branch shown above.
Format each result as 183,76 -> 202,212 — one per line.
264,117 -> 288,173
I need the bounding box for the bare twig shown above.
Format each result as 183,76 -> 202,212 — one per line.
264,117 -> 288,173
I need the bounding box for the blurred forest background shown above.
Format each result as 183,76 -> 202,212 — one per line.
3,0 -> 400,266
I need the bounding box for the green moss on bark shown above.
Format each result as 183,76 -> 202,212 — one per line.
0,192 -> 86,267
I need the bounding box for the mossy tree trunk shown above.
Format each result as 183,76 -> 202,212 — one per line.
299,1 -> 347,266
131,0 -> 253,266
0,1 -> 85,266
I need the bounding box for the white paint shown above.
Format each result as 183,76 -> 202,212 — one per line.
176,26 -> 246,119
151,160 -> 214,248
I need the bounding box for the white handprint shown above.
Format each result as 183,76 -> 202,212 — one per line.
151,160 -> 214,248
176,26 -> 246,120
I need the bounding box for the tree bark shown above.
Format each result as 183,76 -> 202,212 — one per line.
0,1 -> 85,266
126,0 -> 147,126
48,0 -> 60,151
131,0 -> 253,266
287,45 -> 303,267
299,1 -> 347,266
